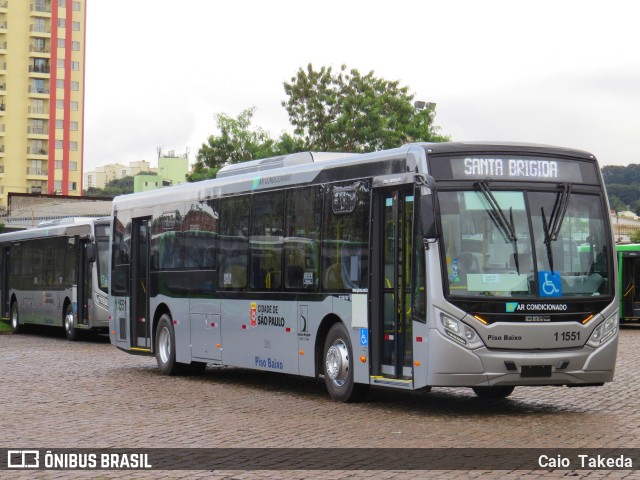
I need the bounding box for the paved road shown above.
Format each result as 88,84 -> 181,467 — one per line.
1,325 -> 639,479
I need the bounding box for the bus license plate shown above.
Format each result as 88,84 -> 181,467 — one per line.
520,365 -> 552,377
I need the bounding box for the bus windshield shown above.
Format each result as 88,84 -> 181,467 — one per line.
439,188 -> 611,298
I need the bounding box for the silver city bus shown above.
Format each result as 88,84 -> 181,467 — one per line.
1,217 -> 110,340
109,143 -> 618,401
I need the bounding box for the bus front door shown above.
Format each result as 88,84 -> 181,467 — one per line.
76,239 -> 92,328
1,247 -> 9,318
131,218 -> 151,349
371,187 -> 414,380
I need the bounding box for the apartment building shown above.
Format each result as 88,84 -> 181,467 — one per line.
1,0 -> 86,211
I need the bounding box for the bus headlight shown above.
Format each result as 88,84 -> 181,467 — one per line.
95,293 -> 109,309
440,314 -> 484,349
587,314 -> 618,347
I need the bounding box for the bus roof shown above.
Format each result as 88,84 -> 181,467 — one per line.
112,142 -> 598,212
0,217 -> 108,243
616,243 -> 640,252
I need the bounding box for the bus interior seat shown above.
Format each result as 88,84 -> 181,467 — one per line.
459,252 -> 479,273
324,263 -> 343,290
285,265 -> 304,289
220,261 -> 247,289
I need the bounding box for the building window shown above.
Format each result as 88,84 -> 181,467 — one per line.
70,161 -> 77,171
54,180 -> 62,190
69,182 -> 77,191
70,101 -> 78,110
71,61 -> 80,71
32,80 -> 46,95
57,79 -> 64,89
72,1 -> 81,10
56,119 -> 63,129
57,58 -> 65,68
70,141 -> 77,151
70,81 -> 79,91
72,21 -> 80,31
57,100 -> 64,109
55,160 -> 63,169
72,41 -> 80,51
55,140 -> 63,149
70,121 -> 78,131
58,38 -> 65,48
59,0 -> 66,7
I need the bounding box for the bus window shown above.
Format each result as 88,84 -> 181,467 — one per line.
218,196 -> 250,290
322,181 -> 371,292
250,190 -> 284,290
284,186 -> 322,291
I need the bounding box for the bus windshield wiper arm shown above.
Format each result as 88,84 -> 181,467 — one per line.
475,180 -> 517,243
541,183 -> 572,273
545,183 -> 572,243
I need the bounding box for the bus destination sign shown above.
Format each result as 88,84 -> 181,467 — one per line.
434,156 -> 596,183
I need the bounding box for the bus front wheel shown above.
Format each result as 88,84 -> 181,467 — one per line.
10,302 -> 21,334
323,322 -> 369,403
64,304 -> 78,341
156,314 -> 181,376
472,386 -> 515,399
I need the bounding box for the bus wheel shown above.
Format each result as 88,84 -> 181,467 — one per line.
10,302 -> 21,334
155,314 -> 182,376
323,322 -> 369,403
472,386 -> 515,399
64,305 -> 78,341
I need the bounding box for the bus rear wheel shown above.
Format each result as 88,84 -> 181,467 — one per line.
472,386 -> 515,399
323,322 -> 368,403
156,314 -> 182,376
64,304 -> 78,341
10,302 -> 21,334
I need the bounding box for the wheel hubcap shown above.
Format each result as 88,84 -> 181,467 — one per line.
65,313 -> 74,332
158,326 -> 171,364
326,340 -> 349,386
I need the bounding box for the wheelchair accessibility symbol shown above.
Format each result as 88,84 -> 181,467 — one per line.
359,328 -> 368,346
538,271 -> 562,297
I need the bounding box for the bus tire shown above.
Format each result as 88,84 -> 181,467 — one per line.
323,322 -> 369,403
64,304 -> 78,341
10,302 -> 21,334
155,314 -> 182,376
472,386 -> 515,399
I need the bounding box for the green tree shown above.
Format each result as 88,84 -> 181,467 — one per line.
609,195 -> 627,212
187,107 -> 305,182
282,63 -> 449,152
83,176 -> 135,198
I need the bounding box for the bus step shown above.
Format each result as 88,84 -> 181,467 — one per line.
370,376 -> 413,389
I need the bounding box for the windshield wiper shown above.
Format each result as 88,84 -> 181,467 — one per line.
475,180 -> 521,272
476,180 -> 516,243
541,183 -> 572,273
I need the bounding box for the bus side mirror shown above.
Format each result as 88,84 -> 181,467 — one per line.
418,175 -> 439,239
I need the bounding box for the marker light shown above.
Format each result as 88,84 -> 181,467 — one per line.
587,313 -> 618,347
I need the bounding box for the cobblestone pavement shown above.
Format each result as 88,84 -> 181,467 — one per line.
1,325 -> 640,479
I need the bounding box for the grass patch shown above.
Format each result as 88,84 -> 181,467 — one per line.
0,320 -> 12,333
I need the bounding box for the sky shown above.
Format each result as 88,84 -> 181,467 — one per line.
83,0 -> 640,171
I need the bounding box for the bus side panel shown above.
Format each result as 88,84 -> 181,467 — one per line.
220,298 -> 299,374
297,297 -> 335,378
189,297 -> 222,362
